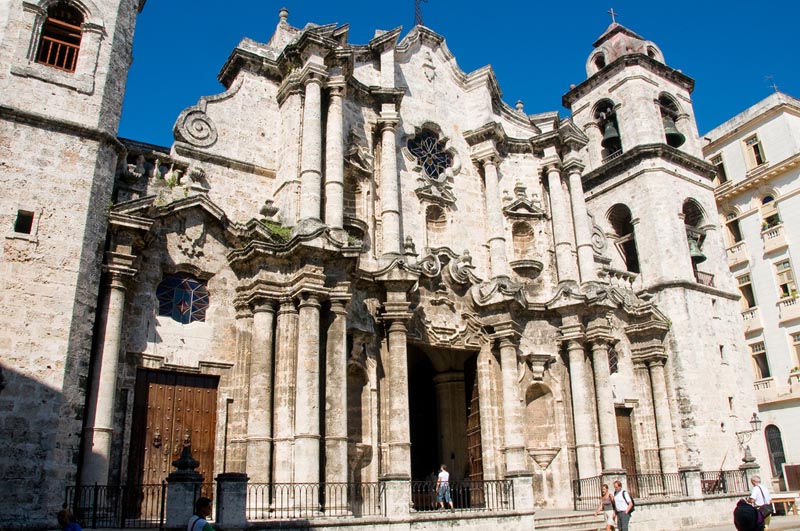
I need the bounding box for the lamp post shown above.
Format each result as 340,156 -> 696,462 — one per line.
735,412 -> 763,463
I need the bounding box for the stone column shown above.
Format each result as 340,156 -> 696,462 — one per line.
246,300 -> 276,484
294,293 -> 322,484
299,74 -> 325,224
647,358 -> 678,473
433,372 -> 468,478
481,154 -> 509,278
545,160 -> 578,283
325,298 -> 349,486
385,318 -> 411,477
565,159 -> 597,284
324,80 -> 346,231
273,298 -> 298,484
589,338 -> 621,470
379,117 -> 402,256
497,336 -> 527,475
82,270 -> 129,485
566,336 -> 600,478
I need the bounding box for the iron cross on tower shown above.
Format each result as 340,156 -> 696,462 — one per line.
415,0 -> 429,26
608,8 -> 619,23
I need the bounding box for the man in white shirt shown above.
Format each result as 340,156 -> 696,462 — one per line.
612,480 -> 634,531
750,475 -> 773,530
435,464 -> 454,511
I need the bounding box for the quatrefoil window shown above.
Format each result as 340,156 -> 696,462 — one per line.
407,132 -> 453,181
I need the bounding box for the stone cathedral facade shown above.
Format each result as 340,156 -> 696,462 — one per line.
0,2 -> 768,529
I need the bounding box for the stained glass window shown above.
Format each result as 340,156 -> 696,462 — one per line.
407,131 -> 452,180
157,274 -> 209,324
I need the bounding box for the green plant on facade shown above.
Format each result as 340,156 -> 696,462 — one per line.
261,219 -> 291,242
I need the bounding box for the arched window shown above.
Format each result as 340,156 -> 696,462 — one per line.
425,205 -> 446,248
761,195 -> 781,229
608,204 -> 639,273
593,53 -> 606,70
659,95 -> 685,148
512,222 -> 534,259
683,199 -> 709,282
595,100 -> 622,162
525,384 -> 557,449
156,273 -> 209,324
407,131 -> 453,182
36,3 -> 83,72
765,425 -> 786,478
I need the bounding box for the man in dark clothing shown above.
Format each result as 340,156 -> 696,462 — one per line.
734,498 -> 764,531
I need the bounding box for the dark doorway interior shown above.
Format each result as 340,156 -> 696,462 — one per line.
408,347 -> 438,481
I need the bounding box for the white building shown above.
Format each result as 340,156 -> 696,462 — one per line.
704,91 -> 800,492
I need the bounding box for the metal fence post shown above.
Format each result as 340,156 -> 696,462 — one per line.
91,483 -> 98,529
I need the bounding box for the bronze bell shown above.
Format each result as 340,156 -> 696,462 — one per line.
601,121 -> 621,151
663,116 -> 686,148
688,238 -> 706,264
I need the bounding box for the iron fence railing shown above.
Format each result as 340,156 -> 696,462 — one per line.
700,469 -> 749,495
627,472 -> 686,499
410,479 -> 513,513
246,482 -> 384,520
64,483 -> 167,529
572,475 -> 603,511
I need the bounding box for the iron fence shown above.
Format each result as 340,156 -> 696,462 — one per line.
701,469 -> 749,495
64,483 -> 167,529
247,482 -> 384,520
627,472 -> 686,499
411,479 -> 513,513
572,475 -> 602,511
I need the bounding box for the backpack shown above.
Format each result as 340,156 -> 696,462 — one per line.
623,490 -> 635,513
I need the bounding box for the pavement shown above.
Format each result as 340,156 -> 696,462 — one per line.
689,513 -> 800,530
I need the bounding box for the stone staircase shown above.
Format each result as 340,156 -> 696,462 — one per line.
535,510 -> 605,531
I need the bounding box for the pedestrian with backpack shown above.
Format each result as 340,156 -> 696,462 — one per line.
612,480 -> 634,531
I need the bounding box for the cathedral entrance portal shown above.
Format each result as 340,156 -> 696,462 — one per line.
126,369 -> 219,516
407,346 -> 480,483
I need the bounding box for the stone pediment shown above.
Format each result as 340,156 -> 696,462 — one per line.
503,182 -> 546,220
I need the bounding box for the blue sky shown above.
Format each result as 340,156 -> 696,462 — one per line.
119,1 -> 800,147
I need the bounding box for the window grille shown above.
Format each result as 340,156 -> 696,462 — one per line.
408,132 -> 453,180
156,274 -> 209,324
35,4 -> 83,72
765,425 -> 786,478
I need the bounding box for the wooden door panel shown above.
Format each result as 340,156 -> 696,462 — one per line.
615,408 -> 638,497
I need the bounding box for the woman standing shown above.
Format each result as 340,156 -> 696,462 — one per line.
594,484 -> 616,531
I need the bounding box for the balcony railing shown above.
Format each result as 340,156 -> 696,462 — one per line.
694,270 -> 715,287
410,479 -> 513,513
753,377 -> 773,391
726,241 -> 748,268
741,307 -> 763,334
762,223 -> 788,254
778,296 -> 800,322
602,149 -> 623,164
36,34 -> 80,72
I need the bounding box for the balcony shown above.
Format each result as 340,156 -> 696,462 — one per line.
753,377 -> 776,404
778,296 -> 800,323
762,223 -> 788,254
694,270 -> 715,287
741,307 -> 764,334
726,242 -> 748,268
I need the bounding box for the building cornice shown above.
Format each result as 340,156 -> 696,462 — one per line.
714,152 -> 800,202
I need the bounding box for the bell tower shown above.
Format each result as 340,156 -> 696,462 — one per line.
0,0 -> 146,526
562,23 -> 767,474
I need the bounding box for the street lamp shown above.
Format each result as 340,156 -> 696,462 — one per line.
735,412 -> 763,463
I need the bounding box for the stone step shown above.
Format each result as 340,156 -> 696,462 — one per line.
535,511 -> 605,531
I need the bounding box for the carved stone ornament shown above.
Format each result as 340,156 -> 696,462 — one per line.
471,276 -> 526,307
502,182 -> 546,220
174,108 -> 219,148
402,126 -> 462,207
520,352 -> 556,381
346,132 -> 374,175
423,51 -> 436,82
527,446 -> 560,470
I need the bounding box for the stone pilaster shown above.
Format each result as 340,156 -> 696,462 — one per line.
378,116 -> 402,256
479,152 -> 509,278
385,317 -> 411,477
564,158 -> 596,284
646,357 -> 678,473
246,299 -> 276,484
273,298 -> 298,484
545,159 -> 578,283
324,79 -> 346,231
294,292 -> 323,484
495,331 -> 527,475
587,323 -> 621,471
325,297 -> 349,486
81,268 -> 131,485
299,68 -> 327,226
563,320 -> 600,478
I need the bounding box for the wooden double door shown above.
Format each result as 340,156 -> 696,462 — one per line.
127,369 -> 219,489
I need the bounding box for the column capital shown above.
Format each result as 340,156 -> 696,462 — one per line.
559,321 -> 585,343
251,298 -> 277,314
298,291 -> 323,309
541,156 -> 562,174
102,265 -> 135,290
470,145 -> 501,167
562,157 -> 585,175
298,62 -> 328,86
377,115 -> 399,131
327,75 -> 347,96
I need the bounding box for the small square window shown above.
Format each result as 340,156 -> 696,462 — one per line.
744,136 -> 766,168
711,154 -> 728,184
14,210 -> 34,234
